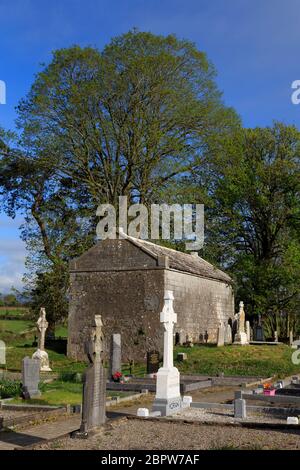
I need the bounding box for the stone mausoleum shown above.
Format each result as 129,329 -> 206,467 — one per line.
67,234 -> 234,362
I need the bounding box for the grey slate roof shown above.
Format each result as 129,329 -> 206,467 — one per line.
125,235 -> 233,284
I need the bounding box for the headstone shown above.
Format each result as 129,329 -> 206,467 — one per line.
233,301 -> 249,345
274,331 -> 278,342
147,350 -> 160,374
291,340 -> 300,350
152,291 -> 181,417
225,324 -> 232,345
110,334 -> 121,379
217,323 -> 225,347
177,352 -> 187,362
0,340 -> 6,366
22,357 -> 41,398
254,325 -> 264,341
246,321 -> 251,343
32,308 -> 52,371
79,315 -> 106,435
234,398 -> 247,419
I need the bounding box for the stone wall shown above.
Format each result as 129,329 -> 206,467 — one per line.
68,268 -> 165,362
67,239 -> 234,362
165,270 -> 234,344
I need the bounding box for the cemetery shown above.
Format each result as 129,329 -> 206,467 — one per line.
0,287 -> 300,450
1,13 -> 300,456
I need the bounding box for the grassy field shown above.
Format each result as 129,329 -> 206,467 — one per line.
0,307 -> 30,318
174,344 -> 300,378
10,380 -> 132,406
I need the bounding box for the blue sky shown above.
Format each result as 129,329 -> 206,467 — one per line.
0,0 -> 300,293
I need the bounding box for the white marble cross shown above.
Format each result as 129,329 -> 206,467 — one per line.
160,290 -> 177,369
37,307 -> 48,351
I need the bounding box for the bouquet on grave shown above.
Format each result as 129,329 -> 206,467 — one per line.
112,371 -> 123,382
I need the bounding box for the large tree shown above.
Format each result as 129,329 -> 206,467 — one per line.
0,30 -> 238,326
201,123 -> 300,336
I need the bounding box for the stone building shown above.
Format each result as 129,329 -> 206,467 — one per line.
67,235 -> 234,362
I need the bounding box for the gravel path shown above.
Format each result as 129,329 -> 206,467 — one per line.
35,418 -> 300,450
170,407 -> 288,425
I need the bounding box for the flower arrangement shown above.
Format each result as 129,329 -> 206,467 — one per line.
112,371 -> 123,382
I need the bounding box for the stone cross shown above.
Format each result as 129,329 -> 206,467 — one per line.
160,291 -> 177,369
86,314 -> 103,364
36,307 -> 48,351
152,290 -> 182,416
79,314 -> 107,435
32,307 -> 51,371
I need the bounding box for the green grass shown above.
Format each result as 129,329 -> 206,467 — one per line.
10,380 -> 132,406
0,307 -> 29,318
0,319 -> 35,334
174,344 -> 300,378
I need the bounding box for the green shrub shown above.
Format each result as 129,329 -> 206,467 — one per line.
0,379 -> 21,398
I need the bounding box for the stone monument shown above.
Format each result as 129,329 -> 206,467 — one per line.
225,324 -> 232,345
152,290 -> 181,416
246,321 -> 251,343
79,315 -> 107,436
233,301 -> 249,345
0,340 -> 6,367
110,333 -> 121,379
147,350 -> 160,375
217,323 -> 225,347
32,307 -> 52,371
22,357 -> 41,398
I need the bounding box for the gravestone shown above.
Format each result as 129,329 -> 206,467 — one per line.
147,350 -> 160,374
254,325 -> 264,341
79,315 -> 107,435
22,357 -> 41,398
233,301 -> 249,345
234,391 -> 247,419
110,334 -> 121,379
274,331 -> 278,342
177,352 -> 187,362
152,290 -> 181,417
225,324 -> 232,345
32,307 -> 52,371
0,340 -> 6,367
217,323 -> 225,347
246,321 -> 251,343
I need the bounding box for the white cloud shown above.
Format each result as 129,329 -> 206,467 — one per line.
0,238 -> 27,294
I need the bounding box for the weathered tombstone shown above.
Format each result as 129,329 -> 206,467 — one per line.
246,321 -> 251,343
110,333 -> 121,379
0,340 -> 6,367
79,315 -> 106,436
234,391 -> 247,419
254,325 -> 264,341
22,357 -> 41,398
225,324 -> 232,345
152,291 -> 181,416
177,352 -> 187,362
217,323 -> 225,347
147,350 -> 160,374
32,307 -> 52,371
274,331 -> 278,342
233,301 -> 249,345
